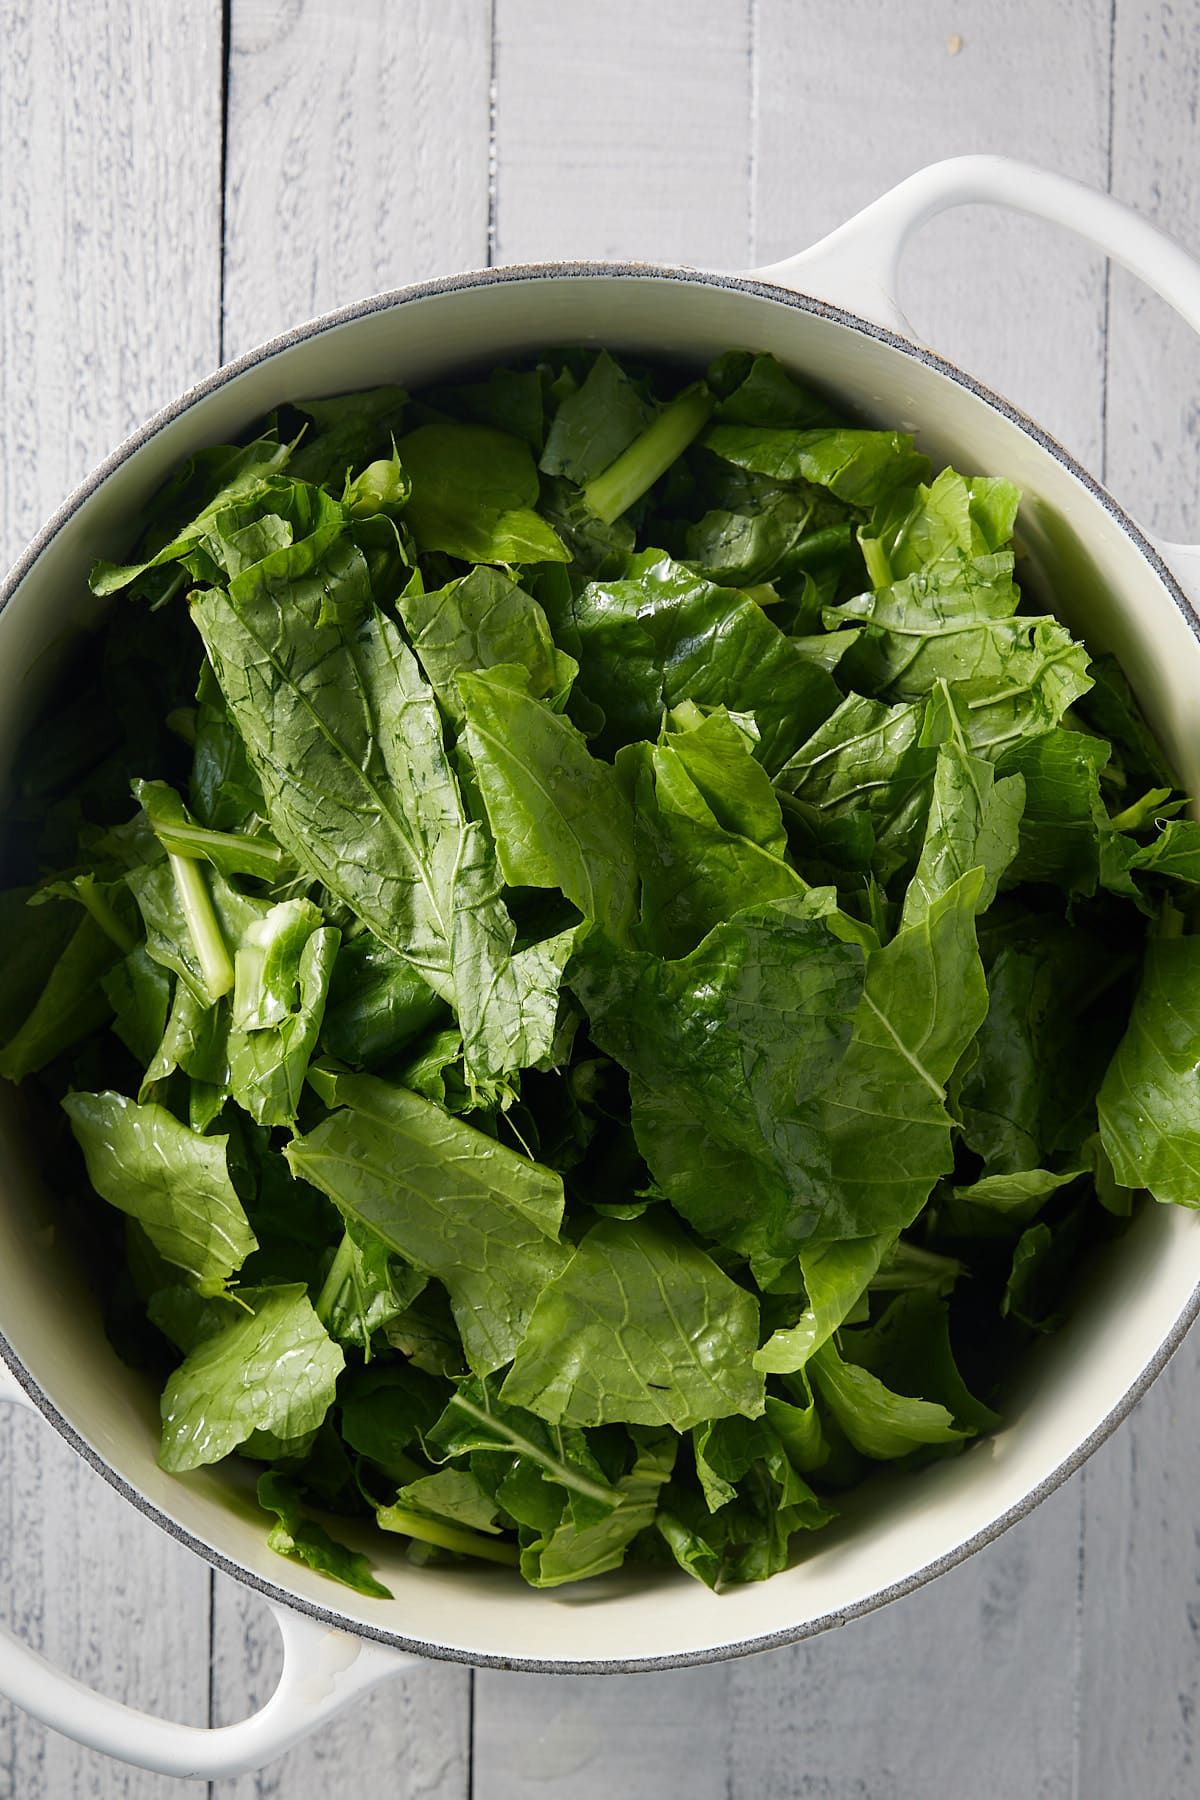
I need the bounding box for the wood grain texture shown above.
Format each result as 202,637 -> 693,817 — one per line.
491,0 -> 754,267
1075,10 -> 1200,1795
208,1579 -> 470,1800
723,1486 -> 1079,1800
755,0 -> 1113,477
0,1 -> 222,1793
1104,0 -> 1200,536
0,0 -> 223,570
222,0 -> 493,362
473,1663 -> 732,1800
1,1412 -> 212,1800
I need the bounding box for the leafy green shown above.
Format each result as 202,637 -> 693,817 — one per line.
3,342 -> 1185,1600
459,666 -> 639,941
542,552 -> 839,771
398,424 -> 569,564
159,1284 -> 343,1470
257,1471 -> 393,1598
63,1092 -> 256,1295
1099,938 -> 1200,1206
286,1072 -> 569,1374
501,1214 -> 764,1429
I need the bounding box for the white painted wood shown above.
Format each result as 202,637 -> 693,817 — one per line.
221,0 -> 493,362
0,0 -> 223,572
1104,1 -> 1200,538
207,1581 -> 470,1800
473,1664 -> 732,1800
491,0 -> 754,269
724,1487 -> 1079,1800
1074,11 -> 1200,1797
1,1412 -> 214,1800
756,0 -> 1112,475
0,1 -> 222,1793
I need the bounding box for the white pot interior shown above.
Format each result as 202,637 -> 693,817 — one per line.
3,268 -> 1200,1669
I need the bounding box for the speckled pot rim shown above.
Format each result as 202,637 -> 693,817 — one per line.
3,260 -> 1199,1675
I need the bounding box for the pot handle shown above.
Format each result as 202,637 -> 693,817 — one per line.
752,153 -> 1200,610
0,1365 -> 415,1779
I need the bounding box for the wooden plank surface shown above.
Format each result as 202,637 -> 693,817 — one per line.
221,0 -> 493,360
491,0 -> 753,269
0,3 -> 223,1796
1075,11 -> 1200,1797
3,2 -> 1200,1795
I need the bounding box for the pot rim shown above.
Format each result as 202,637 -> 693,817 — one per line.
3,258 -> 1198,1673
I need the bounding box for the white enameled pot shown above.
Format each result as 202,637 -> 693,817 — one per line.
3,156 -> 1200,1779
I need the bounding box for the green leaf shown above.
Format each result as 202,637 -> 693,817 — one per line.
947,1167 -> 1082,1226
257,1471 -> 392,1598
624,710 -> 807,957
583,386 -> 714,523
319,931 -> 448,1068
963,918 -> 1136,1174
286,1072 -> 569,1374
520,1428 -> 676,1588
159,1284 -> 343,1471
994,729 -> 1111,895
860,465 -> 1020,587
0,905 -> 121,1081
190,535 -> 462,995
540,349 -> 653,484
398,423 -> 568,563
902,712 -> 1025,927
704,425 -> 930,506
501,1214 -> 765,1430
126,846 -> 264,1009
287,387 -> 408,486
809,1337 -> 965,1460
62,1091 -> 256,1296
399,564 -> 571,725
88,437 -> 294,596
339,1362 -> 445,1478
315,1221 -> 428,1352
708,351 -> 834,428
394,1468 -> 503,1533
427,1378 -> 621,1508
572,876 -> 985,1255
1098,937 -> 1200,1206
192,526 -> 553,1083
842,1290 -> 999,1432
226,899 -> 340,1127
753,1233 -> 897,1374
544,552 -> 839,772
458,666 -> 639,941
827,566 -> 1093,751
775,691 -> 933,881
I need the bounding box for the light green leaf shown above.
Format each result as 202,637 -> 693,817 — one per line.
285,1072 -> 569,1374
501,1215 -> 765,1430
159,1284 -> 343,1471
63,1091 -> 256,1296
459,667 -> 638,941
1099,937 -> 1200,1207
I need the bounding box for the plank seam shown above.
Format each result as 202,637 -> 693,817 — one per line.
486,0 -> 498,267
206,1565 -> 216,1800
218,0 -> 231,363
1099,0 -> 1118,486
746,0 -> 759,267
